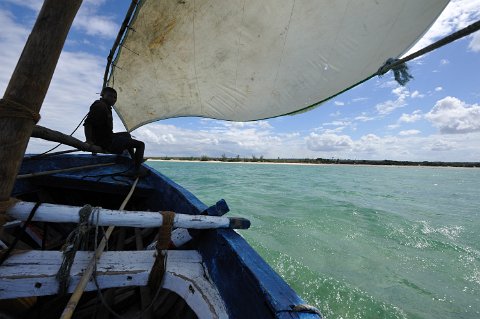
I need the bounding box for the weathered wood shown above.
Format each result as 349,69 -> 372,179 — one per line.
96,228 -> 126,319
0,250 -> 227,319
0,0 -> 83,205
31,125 -> 104,154
0,250 -> 153,299
60,177 -> 139,319
16,162 -> 116,179
135,228 -> 153,319
7,202 -> 251,230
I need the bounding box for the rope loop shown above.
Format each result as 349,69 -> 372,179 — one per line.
378,58 -> 413,86
56,204 -> 94,295
0,98 -> 41,123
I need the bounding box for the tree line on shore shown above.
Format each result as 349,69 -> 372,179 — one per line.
147,155 -> 479,167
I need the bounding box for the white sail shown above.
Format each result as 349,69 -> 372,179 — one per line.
108,0 -> 449,131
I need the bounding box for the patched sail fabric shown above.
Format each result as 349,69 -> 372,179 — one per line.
108,0 -> 449,131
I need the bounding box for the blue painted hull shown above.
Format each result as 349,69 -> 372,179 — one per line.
12,154 -> 321,318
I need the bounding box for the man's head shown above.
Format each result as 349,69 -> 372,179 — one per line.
101,87 -> 117,106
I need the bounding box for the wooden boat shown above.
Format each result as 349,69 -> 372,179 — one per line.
1,0 -> 465,318
1,153 -> 320,318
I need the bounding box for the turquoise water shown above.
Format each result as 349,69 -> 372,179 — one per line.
147,161 -> 480,319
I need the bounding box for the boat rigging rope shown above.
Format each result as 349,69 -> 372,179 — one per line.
56,205 -> 94,295
0,98 -> 41,123
89,194 -> 172,318
35,113 -> 87,157
378,19 -> 480,85
60,177 -> 139,319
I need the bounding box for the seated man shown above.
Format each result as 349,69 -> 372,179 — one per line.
84,87 -> 147,176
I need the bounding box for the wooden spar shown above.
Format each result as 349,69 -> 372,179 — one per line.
7,202 -> 251,230
31,125 -> 105,154
60,177 -> 139,319
168,199 -> 230,248
0,0 -> 83,206
16,162 -> 116,179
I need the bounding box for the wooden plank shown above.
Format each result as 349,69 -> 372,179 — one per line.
0,248 -> 228,319
7,202 -> 250,230
0,251 -> 153,299
0,250 -> 202,299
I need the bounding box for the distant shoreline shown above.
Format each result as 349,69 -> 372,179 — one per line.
146,157 -> 479,168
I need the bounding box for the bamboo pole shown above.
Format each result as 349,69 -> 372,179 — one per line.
0,0 -> 83,208
60,177 -> 140,319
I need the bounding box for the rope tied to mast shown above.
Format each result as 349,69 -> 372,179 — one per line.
378,58 -> 413,86
0,98 -> 41,123
377,19 -> 480,86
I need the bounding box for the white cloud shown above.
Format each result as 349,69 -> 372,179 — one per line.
305,131 -> 480,161
425,96 -> 480,134
411,90 -> 425,98
306,133 -> 353,152
354,115 -> 375,122
435,86 -> 443,92
406,0 -> 480,56
74,9 -> 118,38
323,120 -> 351,127
375,86 -> 410,115
132,120 -> 307,158
399,110 -> 423,123
399,130 -> 421,136
388,124 -> 400,130
0,7 -> 110,154
376,99 -> 407,115
334,101 -> 345,106
324,127 -> 346,134
429,140 -> 455,151
352,97 -> 369,103
3,0 -> 41,11
440,59 -> 450,65
3,0 -> 118,39
468,31 -> 480,52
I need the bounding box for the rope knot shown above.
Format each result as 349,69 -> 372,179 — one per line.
56,204 -> 94,295
0,98 -> 41,123
378,58 -> 413,86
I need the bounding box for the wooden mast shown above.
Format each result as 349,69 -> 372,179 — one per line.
0,0 -> 83,210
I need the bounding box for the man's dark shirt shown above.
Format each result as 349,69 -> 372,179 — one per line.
84,99 -> 113,149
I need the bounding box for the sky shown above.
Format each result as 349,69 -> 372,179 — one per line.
1,0 -> 479,161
